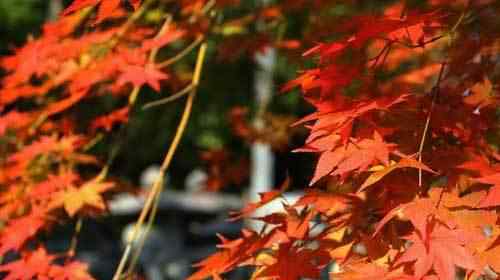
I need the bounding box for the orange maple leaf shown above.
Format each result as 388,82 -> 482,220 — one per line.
253,242 -> 329,280
0,210 -> 46,256
474,173 -> 500,207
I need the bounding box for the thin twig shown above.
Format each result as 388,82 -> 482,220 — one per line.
114,0 -> 157,41
156,35 -> 205,69
67,218 -> 83,258
142,83 -> 194,109
124,181 -> 162,278
112,43 -> 207,280
418,62 -> 446,187
370,42 -> 393,69
381,35 -> 445,49
149,14 -> 173,63
416,11 -> 465,187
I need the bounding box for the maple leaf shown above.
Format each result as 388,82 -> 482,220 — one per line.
456,154 -> 499,177
90,107 -> 129,132
6,135 -> 83,180
359,156 -> 437,192
309,131 -> 397,185
46,90 -> 89,116
0,247 -> 55,280
188,229 -> 287,280
229,178 -> 288,221
476,243 -> 500,276
325,241 -> 353,261
474,173 -> 500,207
49,260 -> 95,280
63,0 -> 141,22
254,243 -> 329,280
117,64 -> 168,91
395,222 -> 478,280
129,0 -> 141,10
0,111 -> 33,136
142,29 -> 186,51
333,259 -> 413,280
7,136 -> 60,164
49,178 -> 114,217
63,0 -> 101,15
0,210 -> 46,256
464,77 -> 497,109
305,11 -> 444,60
0,247 -> 95,280
228,190 -> 281,221
30,172 -> 80,200
375,196 -> 438,238
333,132 -> 395,175
293,189 -> 353,215
95,0 -> 121,23
257,206 -> 314,240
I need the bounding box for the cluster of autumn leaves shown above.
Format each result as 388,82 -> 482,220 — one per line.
190,1 -> 500,280
0,0 -> 499,280
0,0 -> 202,278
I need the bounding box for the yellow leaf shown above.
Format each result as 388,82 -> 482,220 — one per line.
50,179 -> 114,217
325,227 -> 347,242
328,242 -> 353,260
359,157 -> 437,192
465,77 -> 494,108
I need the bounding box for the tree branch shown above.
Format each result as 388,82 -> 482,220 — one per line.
112,42 -> 207,280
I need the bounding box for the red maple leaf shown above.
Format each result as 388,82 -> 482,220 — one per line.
0,210 -> 46,256
229,178 -> 289,221
49,260 -> 95,280
229,190 -> 281,221
90,107 -> 129,132
63,0 -> 142,22
254,242 -> 329,280
395,221 -> 478,280
0,247 -> 95,280
0,111 -> 33,135
7,136 -> 59,164
375,196 -> 437,238
294,189 -> 354,215
257,206 -> 314,240
142,29 -> 186,51
0,247 -> 55,280
309,131 -> 397,184
117,64 -> 168,91
188,229 -> 287,280
30,172 -> 79,200
333,259 -> 417,280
